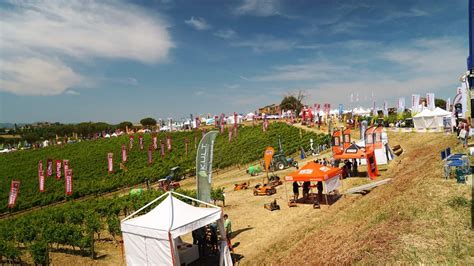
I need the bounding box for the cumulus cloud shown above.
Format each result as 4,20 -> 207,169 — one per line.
0,0 -> 174,95
214,29 -> 238,39
185,17 -> 211,30
234,0 -> 281,17
1,57 -> 82,96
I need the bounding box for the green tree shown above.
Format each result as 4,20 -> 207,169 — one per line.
85,213 -> 101,259
280,91 -> 305,116
118,121 -> 133,131
140,117 -> 157,129
106,215 -> 121,242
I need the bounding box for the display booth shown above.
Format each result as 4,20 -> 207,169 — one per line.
121,191 -> 233,266
360,126 -> 393,165
333,142 -> 379,180
285,162 -> 342,204
331,130 -> 342,154
413,107 -> 451,130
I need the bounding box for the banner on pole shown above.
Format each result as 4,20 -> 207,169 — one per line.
56,160 -> 62,179
426,93 -> 435,110
196,131 -> 218,203
152,134 -> 158,150
107,153 -> 113,173
139,135 -> 144,150
166,135 -> 172,151
122,145 -> 127,162
63,160 -> 69,176
129,135 -> 134,150
264,147 -> 275,172
160,140 -> 165,157
39,170 -> 45,192
65,169 -> 73,196
8,180 -> 20,208
46,159 -> 53,177
148,145 -> 153,165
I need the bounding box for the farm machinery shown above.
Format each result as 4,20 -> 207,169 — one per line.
253,183 -> 276,196
157,166 -> 183,191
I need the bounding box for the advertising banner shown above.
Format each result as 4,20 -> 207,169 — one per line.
122,145 -> 127,162
39,170 -> 45,192
264,147 -> 275,172
139,135 -> 144,150
108,153 -> 113,173
147,146 -> 153,165
426,93 -> 435,110
56,160 -> 62,179
65,169 -> 73,196
196,131 -> 218,203
46,159 -> 53,177
129,135 -> 134,150
166,135 -> 172,151
8,180 -> 20,208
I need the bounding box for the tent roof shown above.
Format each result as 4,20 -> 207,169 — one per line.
285,162 -> 341,182
121,193 -> 222,239
432,107 -> 451,116
414,108 -> 434,118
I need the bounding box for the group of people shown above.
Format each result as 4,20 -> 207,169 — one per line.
341,159 -> 359,178
292,181 -> 324,202
191,214 -> 233,257
455,118 -> 471,148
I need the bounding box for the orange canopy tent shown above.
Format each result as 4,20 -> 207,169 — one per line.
284,161 -> 342,182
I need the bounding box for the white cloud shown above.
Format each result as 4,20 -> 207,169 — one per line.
185,17 -> 211,30
65,90 -> 80,96
234,0 -> 281,17
214,29 -> 238,39
246,37 -> 466,105
0,0 -> 174,95
233,35 -> 295,52
1,57 -> 82,96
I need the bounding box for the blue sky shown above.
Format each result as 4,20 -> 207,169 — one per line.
0,0 -> 469,123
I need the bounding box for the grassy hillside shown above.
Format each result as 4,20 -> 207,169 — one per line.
254,132 -> 473,265
0,123 -> 329,213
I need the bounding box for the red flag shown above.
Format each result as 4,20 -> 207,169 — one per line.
147,145 -> 153,165
65,169 -> 73,196
121,145 -> 127,162
166,135 -> 172,151
8,180 -> 20,208
139,135 -> 144,150
55,160 -> 62,180
129,135 -> 134,150
107,153 -> 113,173
160,140 -> 165,157
39,170 -> 45,192
46,159 -> 53,177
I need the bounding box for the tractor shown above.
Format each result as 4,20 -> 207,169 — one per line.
266,136 -> 299,171
268,152 -> 298,171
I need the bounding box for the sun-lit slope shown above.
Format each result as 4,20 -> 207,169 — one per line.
254,132 -> 473,265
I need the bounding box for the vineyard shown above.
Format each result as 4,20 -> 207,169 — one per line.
0,123 -> 330,213
0,188 -> 214,264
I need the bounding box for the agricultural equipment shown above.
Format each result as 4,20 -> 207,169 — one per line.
264,199 -> 280,211
157,166 -> 183,191
234,182 -> 249,191
267,136 -> 298,171
253,183 -> 276,196
267,175 -> 282,187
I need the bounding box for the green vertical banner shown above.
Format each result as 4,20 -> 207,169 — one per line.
196,131 -> 218,203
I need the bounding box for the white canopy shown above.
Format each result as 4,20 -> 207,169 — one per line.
413,108 -> 450,130
121,191 -> 232,266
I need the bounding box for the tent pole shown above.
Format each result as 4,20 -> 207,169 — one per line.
283,178 -> 289,204
121,191 -> 169,222
324,180 -> 329,206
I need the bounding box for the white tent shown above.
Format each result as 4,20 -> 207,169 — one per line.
413,108 -> 450,130
121,191 -> 233,266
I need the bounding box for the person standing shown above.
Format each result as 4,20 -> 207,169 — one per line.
292,181 -> 300,201
224,214 -> 233,252
302,181 -> 310,200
